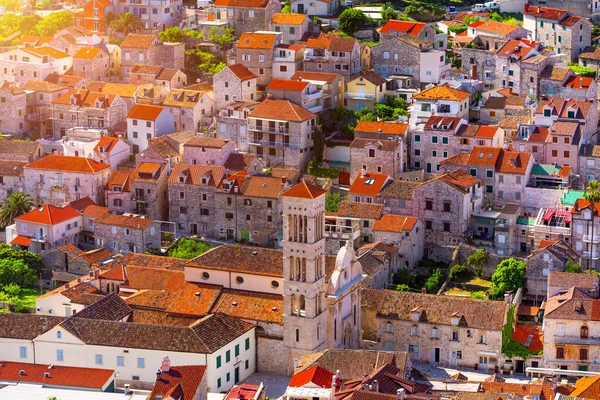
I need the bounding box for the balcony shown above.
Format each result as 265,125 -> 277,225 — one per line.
305,91 -> 323,101
582,251 -> 599,260
32,234 -> 47,242
307,105 -> 323,114
131,194 -> 146,201
305,54 -> 328,62
247,139 -> 299,149
249,125 -> 289,134
324,223 -> 360,240
583,234 -> 600,243
345,92 -> 376,100
554,335 -> 600,345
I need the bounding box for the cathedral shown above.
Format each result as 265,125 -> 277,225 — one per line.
281,181 -> 365,373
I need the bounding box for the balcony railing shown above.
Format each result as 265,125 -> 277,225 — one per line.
33,234 -> 47,242
345,92 -> 376,100
305,55 -> 328,61
582,251 -> 599,260
307,105 -> 323,113
583,234 -> 600,243
249,125 -> 289,134
247,139 -> 299,149
324,223 -> 360,240
305,91 -> 323,101
554,335 -> 600,345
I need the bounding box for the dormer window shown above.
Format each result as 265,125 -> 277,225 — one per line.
442,125 -> 448,130
99,146 -> 104,153
411,309 -> 421,322
568,110 -> 576,119
543,108 -> 551,117
432,124 -> 438,129
70,95 -> 77,105
178,175 -> 185,183
112,185 -> 121,192
451,316 -> 460,326
201,178 -> 207,185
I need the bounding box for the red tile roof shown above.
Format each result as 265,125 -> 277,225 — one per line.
267,78 -> 309,92
427,169 -> 481,193
563,76 -> 594,89
16,205 -> 80,225
349,172 -> 391,196
214,0 -> 269,7
226,384 -> 263,400
94,213 -> 155,230
237,32 -> 278,49
26,154 -> 110,173
354,121 -> 408,135
10,235 -> 31,246
289,365 -> 335,388
512,324 -> 543,352
149,365 -> 207,400
127,104 -> 165,121
93,135 -> 121,153
380,20 -> 426,35
570,375 -> 600,399
412,83 -> 470,101
227,63 -> 257,81
523,4 -> 568,20
271,13 -> 307,25
281,181 -> 327,199
249,99 -> 315,122
470,20 -> 520,36
372,214 -> 418,233
0,361 -> 114,390
291,71 -> 341,83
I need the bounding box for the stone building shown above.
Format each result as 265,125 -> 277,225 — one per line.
50,89 -> 128,139
119,34 -> 159,77
247,98 -> 316,169
214,0 -> 281,37
273,44 -> 305,80
578,145 -> 600,186
412,169 -> 483,246
0,161 -> 26,200
539,65 -> 597,101
544,121 -> 582,172
354,121 -> 408,144
182,137 -> 235,166
326,201 -> 385,252
303,34 -> 361,82
269,13 -> 310,45
213,64 -> 258,110
0,140 -> 43,163
523,5 -> 592,62
0,47 -> 72,83
235,32 -> 282,89
24,154 -> 111,206
361,290 -> 508,368
0,82 -> 27,138
126,104 -> 175,154
534,97 -> 598,145
129,162 -> 169,221
290,71 -> 344,110
479,88 -> 532,125
162,89 -> 215,132
526,241 -> 581,297
129,64 -> 187,90
579,47 -> 600,72
345,71 -> 387,112
379,20 -> 442,49
215,101 -> 261,152
409,84 -> 470,124
571,198 -> 600,269
23,80 -> 71,137
370,36 -> 430,84
371,215 -> 424,270
40,243 -> 112,280
410,116 -> 467,172
94,213 -> 161,254
266,78 -> 324,113
72,47 -> 110,81
349,139 -> 404,179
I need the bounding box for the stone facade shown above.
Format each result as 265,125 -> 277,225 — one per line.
349,139 -> 405,179
94,214 -> 161,254
269,13 -> 310,44
72,48 -> 110,81
183,138 -> 236,166
370,38 -> 424,83
0,83 -> 27,137
130,163 -> 169,221
162,90 -> 215,132
525,243 -> 578,297
0,161 -> 26,200
215,0 -> 281,37
235,33 -> 281,88
303,35 -> 361,82
213,65 -> 258,110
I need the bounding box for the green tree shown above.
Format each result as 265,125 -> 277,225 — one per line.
0,192 -> 33,229
183,28 -> 204,39
0,244 -> 44,275
325,192 -> 344,212
395,284 -> 410,292
392,267 -> 414,287
449,264 -> 470,281
185,49 -> 224,76
313,124 -> 325,163
584,180 -> 600,269
0,258 -> 36,288
467,248 -> 488,276
159,26 -> 184,43
490,258 -> 526,299
338,8 -> 368,36
565,260 -> 583,273
209,26 -> 235,49
463,15 -> 479,25
281,0 -> 291,13
425,268 -> 445,294
381,5 -> 397,24
167,238 -> 212,259
109,12 -> 144,34
34,11 -> 73,35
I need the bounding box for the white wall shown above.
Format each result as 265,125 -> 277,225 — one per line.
522,187 -> 566,213
185,267 -> 283,295
36,293 -> 86,316
0,338 -> 35,363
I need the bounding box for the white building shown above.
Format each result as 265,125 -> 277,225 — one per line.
126,104 -> 175,154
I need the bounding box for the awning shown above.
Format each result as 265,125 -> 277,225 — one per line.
10,235 -> 31,246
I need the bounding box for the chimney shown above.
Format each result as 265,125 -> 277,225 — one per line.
360,168 -> 366,178
361,373 -> 369,383
397,389 -> 406,400
372,380 -> 379,393
293,358 -> 299,370
580,77 -> 584,87
161,355 -> 171,372
472,65 -> 477,80
332,374 -> 337,390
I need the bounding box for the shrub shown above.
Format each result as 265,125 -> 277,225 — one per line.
448,25 -> 467,34
470,291 -> 485,300
490,258 -> 526,300
449,263 -> 470,281
565,260 -> 583,273
395,284 -> 411,292
425,268 -> 445,294
167,238 -> 212,259
392,268 -> 414,287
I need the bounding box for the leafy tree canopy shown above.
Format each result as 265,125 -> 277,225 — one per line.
34,11 -> 72,36
565,260 -> 583,273
159,26 -> 184,42
490,258 -> 526,299
167,238 -> 212,259
425,268 -> 445,294
339,8 -> 368,36
0,258 -> 36,288
325,192 -> 344,212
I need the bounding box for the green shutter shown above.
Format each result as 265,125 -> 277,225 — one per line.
218,378 -> 222,388
226,350 -> 231,363
235,344 -> 240,357
245,337 -> 250,350
216,356 -> 221,368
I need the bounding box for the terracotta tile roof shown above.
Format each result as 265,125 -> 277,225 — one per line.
372,214 -> 418,233
93,136 -> 121,153
149,365 -> 207,400
129,308 -> 197,327
457,125 -> 501,139
52,88 -> 119,107
26,154 -> 109,173
337,201 -> 384,220
210,288 -> 283,324
131,64 -> 162,75
543,287 -> 600,320
354,121 -> 408,135
79,247 -> 113,264
560,15 -> 582,26
165,283 -> 224,317
511,324 -> 543,352
16,204 -> 80,225
226,384 -> 262,400
94,213 -> 155,230
563,75 -> 594,89
349,172 -> 391,196
106,170 -> 133,192
168,164 -> 227,186
227,63 -> 257,81
549,121 -> 579,137
269,167 -> 300,180
60,312 -> 253,354
156,68 -> 180,81
267,78 -> 309,92
11,235 -> 32,246
497,39 -> 536,59
127,104 -> 165,121
0,160 -> 26,176
379,180 -> 419,200
295,349 -> 409,380
499,116 -> 532,130
237,32 -> 278,49
45,242 -> 84,258
306,37 -> 331,50
99,264 -> 127,281
73,292 -> 132,321
88,82 -> 139,98
162,89 -> 203,108
355,70 -> 387,87
186,245 -> 283,277
523,4 -> 568,20
424,116 -> 463,131
184,137 -> 229,148
0,313 -> 65,340
481,383 -> 554,400
363,289 -> 508,330
471,20 -> 519,36
19,35 -> 54,46
497,148 -> 531,174
548,271 -> 599,289
23,46 -> 70,59
580,46 -> 600,61
379,20 -> 426,35
224,153 -> 260,172
290,365 -> 335,388
440,152 -> 470,167
0,140 -> 39,155
291,71 -> 341,83
271,13 -> 307,24
73,47 -> 102,59
573,198 -> 600,217
467,146 -> 501,166
120,33 -> 156,49
81,205 -> 109,219
281,181 -> 327,199
45,74 -> 85,87
570,375 -> 600,399
214,0 -> 269,7
0,361 -> 115,389
541,65 -> 571,81
412,83 -> 470,101
0,81 -> 24,95
249,98 -> 315,121
328,36 -> 358,52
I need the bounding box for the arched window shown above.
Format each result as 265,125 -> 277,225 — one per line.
411,325 -> 418,336
432,327 -> 438,339
57,330 -> 62,339
581,325 -> 589,339
299,295 -> 305,317
386,322 -> 393,333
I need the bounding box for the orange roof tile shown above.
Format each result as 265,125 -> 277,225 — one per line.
237,32 -> 277,49
73,47 -> 102,59
523,4 -> 568,20
93,136 -> 120,153
249,98 -> 315,121
94,213 -> 154,230
149,365 -> 207,400
16,205 -> 80,225
379,20 -> 426,35
271,13 -> 307,25
281,181 -> 327,199
10,235 -> 31,246
127,104 -> 165,121
564,75 -> 594,89
26,154 -> 110,173
135,162 -> 162,175
267,78 -> 309,92
432,169 -> 481,193
570,375 -> 600,399
468,146 -> 502,166
242,175 -> 284,198
23,46 -> 70,59
82,205 -> 109,218
52,89 -> 118,107
120,33 -> 156,49
497,149 -> 531,174
471,20 -> 519,36
211,288 -> 283,324
0,361 -> 114,389
289,365 -> 335,388
512,324 -> 543,352
349,172 -> 391,196
372,214 -> 418,233
227,64 -> 256,81
214,0 -> 269,6
412,83 -> 470,101
106,170 -> 133,192
354,121 -> 408,136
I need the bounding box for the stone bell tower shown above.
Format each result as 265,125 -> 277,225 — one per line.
281,181 -> 328,373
